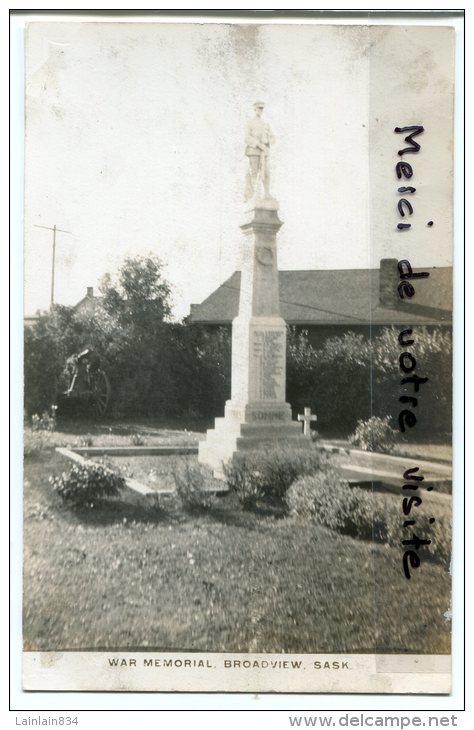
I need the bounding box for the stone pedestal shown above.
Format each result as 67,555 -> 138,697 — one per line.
199,200 -> 308,477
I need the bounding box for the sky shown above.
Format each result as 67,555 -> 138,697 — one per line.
24,22 -> 454,319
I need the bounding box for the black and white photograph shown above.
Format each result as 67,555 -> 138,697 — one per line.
19,16 -> 456,694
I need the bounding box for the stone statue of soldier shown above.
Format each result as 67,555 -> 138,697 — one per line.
244,101 -> 275,202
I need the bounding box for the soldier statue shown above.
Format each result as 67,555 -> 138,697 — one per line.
244,101 -> 275,201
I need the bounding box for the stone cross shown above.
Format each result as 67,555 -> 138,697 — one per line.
298,407 -> 317,437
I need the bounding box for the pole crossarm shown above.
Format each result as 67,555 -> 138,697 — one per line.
34,224 -> 72,234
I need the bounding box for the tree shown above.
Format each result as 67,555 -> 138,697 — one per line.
286,328 -> 372,434
26,253 -> 450,435
94,254 -> 174,415
24,253 -> 232,421
24,254 -> 174,417
286,326 -> 452,437
24,305 -> 80,416
100,254 -> 172,329
372,326 -> 452,438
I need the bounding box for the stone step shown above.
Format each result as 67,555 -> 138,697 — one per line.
235,435 -> 311,451
201,430 -> 237,451
211,418 -> 298,433
199,433 -> 311,476
212,417 -> 242,434
206,420 -> 303,441
239,422 -> 303,438
202,428 -> 309,452
198,438 -> 235,458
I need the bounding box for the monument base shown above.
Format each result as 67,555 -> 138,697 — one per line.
198,198 -> 309,479
198,401 -> 310,478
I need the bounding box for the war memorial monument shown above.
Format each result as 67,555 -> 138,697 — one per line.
199,102 -> 308,476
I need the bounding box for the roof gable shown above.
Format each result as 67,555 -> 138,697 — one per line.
190,267 -> 452,326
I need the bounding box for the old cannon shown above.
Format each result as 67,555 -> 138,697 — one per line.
57,347 -> 111,417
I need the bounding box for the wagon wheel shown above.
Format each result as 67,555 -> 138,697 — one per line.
90,369 -> 111,417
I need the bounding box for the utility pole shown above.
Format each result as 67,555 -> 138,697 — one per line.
34,224 -> 72,307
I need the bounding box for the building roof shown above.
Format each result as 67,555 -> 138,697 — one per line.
74,287 -> 100,314
24,315 -> 40,328
190,265 -> 452,327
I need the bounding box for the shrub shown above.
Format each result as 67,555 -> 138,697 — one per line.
287,472 -> 389,540
287,473 -> 451,568
50,461 -> 125,508
349,416 -> 398,453
24,427 -> 65,456
286,468 -> 343,520
385,506 -> 451,569
373,326 -> 453,438
24,430 -> 47,457
223,447 -> 322,508
222,459 -> 263,509
173,461 -> 214,511
285,471 -> 321,519
424,513 -> 452,568
31,406 -> 58,432
24,268 -> 231,421
130,433 -> 146,446
286,326 -> 452,437
287,329 -> 371,435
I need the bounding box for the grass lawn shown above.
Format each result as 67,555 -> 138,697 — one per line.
90,454 -> 219,493
24,418 -> 204,454
393,442 -> 452,463
321,439 -> 452,464
23,448 -> 451,655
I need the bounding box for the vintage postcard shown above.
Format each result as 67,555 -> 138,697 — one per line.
21,19 -> 456,694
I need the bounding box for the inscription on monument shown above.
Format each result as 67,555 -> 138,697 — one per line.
253,330 -> 284,400
252,411 -> 285,421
